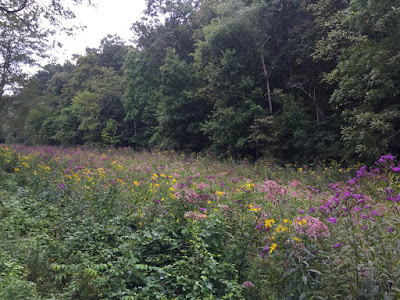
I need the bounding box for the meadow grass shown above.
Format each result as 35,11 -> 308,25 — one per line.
0,145 -> 399,299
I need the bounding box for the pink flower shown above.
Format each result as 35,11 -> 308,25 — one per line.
289,180 -> 301,187
242,281 -> 254,288
294,215 -> 330,240
260,180 -> 287,200
183,211 -> 207,221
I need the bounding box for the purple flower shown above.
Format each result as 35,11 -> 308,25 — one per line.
377,154 -> 395,164
333,196 -> 340,205
334,243 -> 342,248
327,217 -> 337,223
387,194 -> 400,202
347,178 -> 356,185
309,206 -> 315,213
386,228 -> 394,232
370,211 -> 381,217
386,188 -> 394,194
58,184 -> 65,189
391,166 -> 400,172
357,166 -> 367,177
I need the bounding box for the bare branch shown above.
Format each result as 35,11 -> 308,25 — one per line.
0,0 -> 29,14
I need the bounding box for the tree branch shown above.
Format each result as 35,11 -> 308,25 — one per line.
0,0 -> 29,14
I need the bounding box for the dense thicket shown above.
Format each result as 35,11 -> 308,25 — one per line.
1,0 -> 400,163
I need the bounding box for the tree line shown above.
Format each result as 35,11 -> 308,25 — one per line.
1,0 -> 399,163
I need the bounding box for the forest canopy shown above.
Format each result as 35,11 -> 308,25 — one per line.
1,0 -> 400,164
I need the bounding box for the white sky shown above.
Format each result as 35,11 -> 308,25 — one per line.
51,0 -> 146,64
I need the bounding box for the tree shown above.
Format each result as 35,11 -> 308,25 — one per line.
123,49 -> 159,148
327,0 -> 400,161
153,48 -> 209,150
102,119 -> 122,147
0,0 -> 93,98
70,91 -> 100,143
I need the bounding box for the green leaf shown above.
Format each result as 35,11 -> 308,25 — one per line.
299,292 -> 307,300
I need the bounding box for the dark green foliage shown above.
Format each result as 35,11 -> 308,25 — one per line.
1,0 -> 400,163
327,0 -> 400,162
123,49 -> 159,149
154,48 -> 210,150
102,119 -> 122,147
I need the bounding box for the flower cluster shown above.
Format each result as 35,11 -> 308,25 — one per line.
294,215 -> 330,240
183,211 -> 207,221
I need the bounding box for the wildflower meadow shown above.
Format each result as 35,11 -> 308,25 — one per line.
0,145 -> 399,299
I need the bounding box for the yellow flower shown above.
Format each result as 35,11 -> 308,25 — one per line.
270,243 -> 277,253
215,191 -> 225,196
14,168 -> 20,172
265,219 -> 275,228
169,187 -> 175,192
248,204 -> 261,212
297,219 -> 307,226
276,225 -> 288,232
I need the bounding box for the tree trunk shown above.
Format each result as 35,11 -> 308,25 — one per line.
260,40 -> 273,115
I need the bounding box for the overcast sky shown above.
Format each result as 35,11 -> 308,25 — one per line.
51,0 -> 146,63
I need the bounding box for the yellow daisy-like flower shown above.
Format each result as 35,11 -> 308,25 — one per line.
270,243 -> 277,253
248,204 -> 261,212
215,191 -> 225,196
265,219 -> 275,228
